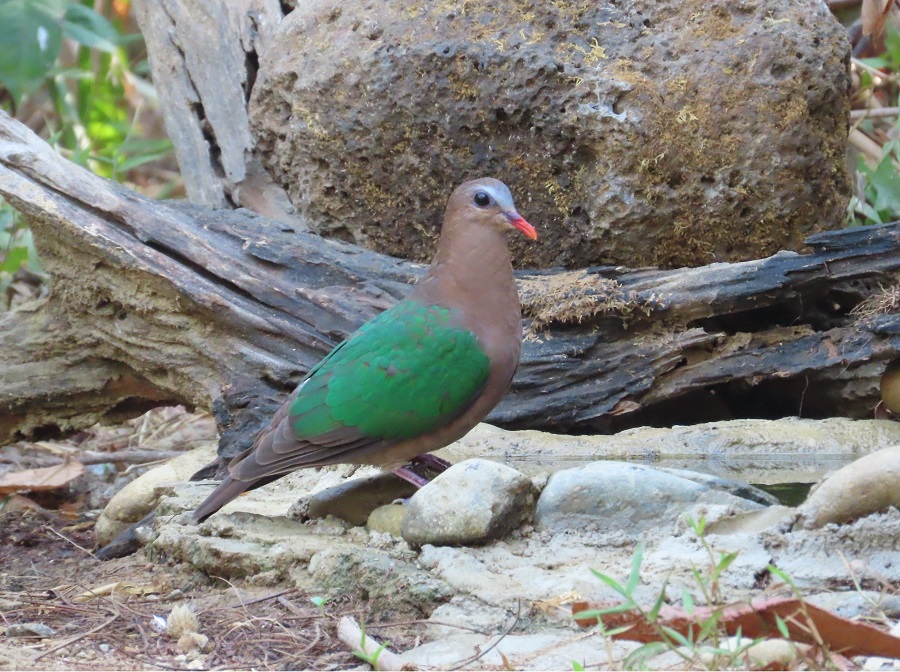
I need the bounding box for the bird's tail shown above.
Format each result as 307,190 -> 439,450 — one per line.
192,475 -> 251,523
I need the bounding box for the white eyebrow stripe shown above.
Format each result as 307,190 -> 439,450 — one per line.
481,185 -> 514,210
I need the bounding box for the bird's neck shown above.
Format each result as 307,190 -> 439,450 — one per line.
411,226 -> 521,338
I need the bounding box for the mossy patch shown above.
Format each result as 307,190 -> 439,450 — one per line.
518,270 -> 661,333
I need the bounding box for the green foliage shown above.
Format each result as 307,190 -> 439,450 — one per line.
0,198 -> 41,299
0,0 -> 174,292
0,0 -> 121,103
859,28 -> 900,73
850,27 -> 900,227
0,0 -> 173,178
309,595 -> 328,618
854,141 -> 900,225
575,518 -> 771,670
352,620 -> 389,668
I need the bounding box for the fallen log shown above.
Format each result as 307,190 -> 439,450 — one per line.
1,110 -> 899,476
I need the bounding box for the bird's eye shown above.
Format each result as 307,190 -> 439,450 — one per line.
473,191 -> 491,207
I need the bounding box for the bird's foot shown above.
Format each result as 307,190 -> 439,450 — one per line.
391,453 -> 453,489
409,453 -> 452,472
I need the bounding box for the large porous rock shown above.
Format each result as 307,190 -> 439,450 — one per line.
250,0 -> 850,269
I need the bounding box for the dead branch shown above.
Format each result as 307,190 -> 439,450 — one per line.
1,110 -> 899,475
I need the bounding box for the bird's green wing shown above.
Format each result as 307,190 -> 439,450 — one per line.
292,301 -> 490,438
229,300 -> 490,479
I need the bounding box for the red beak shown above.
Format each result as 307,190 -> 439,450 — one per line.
503,212 -> 538,240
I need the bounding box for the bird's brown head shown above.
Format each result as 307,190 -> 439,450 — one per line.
446,178 -> 537,241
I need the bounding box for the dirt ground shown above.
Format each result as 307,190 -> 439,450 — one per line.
0,508 -> 379,671
0,408 -> 407,671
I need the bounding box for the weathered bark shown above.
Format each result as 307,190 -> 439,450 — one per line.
1,110 -> 899,470
133,0 -> 298,224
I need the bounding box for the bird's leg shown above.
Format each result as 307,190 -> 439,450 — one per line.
391,466 -> 430,488
391,454 -> 452,490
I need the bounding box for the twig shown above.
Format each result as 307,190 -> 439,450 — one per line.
849,128 -> 887,166
295,622 -> 323,658
365,618 -> 490,635
451,599 -> 521,670
209,575 -> 247,612
277,595 -> 316,618
853,57 -> 899,84
32,610 -> 119,661
43,525 -> 99,561
337,615 -> 406,671
226,587 -> 296,609
851,106 -> 900,120
9,598 -> 98,614
1,449 -> 186,468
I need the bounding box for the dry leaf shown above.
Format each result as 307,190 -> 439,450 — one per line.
610,400 -> 641,416
32,441 -> 78,457
573,596 -> 900,658
0,460 -> 84,494
862,0 -> 894,37
73,581 -> 162,603
533,590 -> 583,615
0,493 -> 43,513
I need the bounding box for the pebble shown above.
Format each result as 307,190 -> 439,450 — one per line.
656,467 -> 780,506
4,622 -> 55,638
366,503 -> 405,537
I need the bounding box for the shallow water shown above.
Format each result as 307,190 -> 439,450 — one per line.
503,452 -> 852,486
754,482 -> 815,507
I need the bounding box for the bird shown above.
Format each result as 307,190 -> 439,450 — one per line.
190,177 -> 537,523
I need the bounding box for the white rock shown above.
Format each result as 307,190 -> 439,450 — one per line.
402,459 -> 535,546
795,445 -> 900,529
95,444 -> 217,544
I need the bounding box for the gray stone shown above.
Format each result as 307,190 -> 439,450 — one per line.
425,597 -> 516,639
534,461 -> 762,533
251,0 -> 849,270
402,459 -> 536,546
398,630 -> 637,671
656,468 -> 780,506
299,546 -> 453,617
4,623 -> 55,638
302,472 -> 416,525
366,504 -> 406,537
